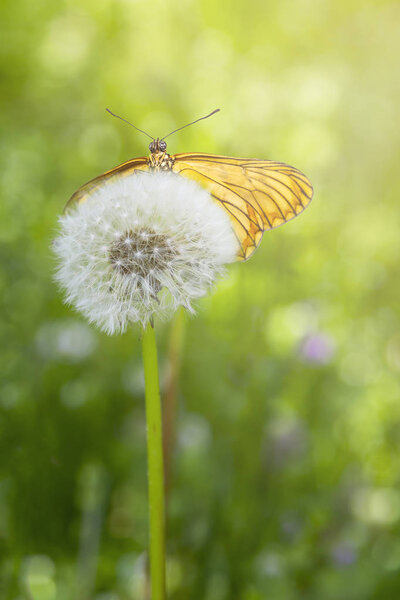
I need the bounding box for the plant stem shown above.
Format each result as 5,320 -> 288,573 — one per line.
142,321 -> 166,600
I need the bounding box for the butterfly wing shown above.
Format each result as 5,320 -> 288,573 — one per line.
172,153 -> 313,260
64,151 -> 313,261
64,157 -> 149,211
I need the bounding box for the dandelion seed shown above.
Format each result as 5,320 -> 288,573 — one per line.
53,172 -> 238,334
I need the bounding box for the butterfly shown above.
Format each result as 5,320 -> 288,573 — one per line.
65,109 -> 313,261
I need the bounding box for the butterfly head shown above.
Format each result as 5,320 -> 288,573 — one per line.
149,138 -> 167,154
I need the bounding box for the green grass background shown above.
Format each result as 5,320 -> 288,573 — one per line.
1,0 -> 400,598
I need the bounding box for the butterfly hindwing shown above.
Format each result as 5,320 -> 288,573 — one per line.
172,153 -> 313,260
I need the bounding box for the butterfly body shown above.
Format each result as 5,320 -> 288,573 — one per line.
148,151 -> 175,172
66,145 -> 313,261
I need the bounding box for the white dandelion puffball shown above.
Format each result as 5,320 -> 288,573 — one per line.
54,172 -> 239,335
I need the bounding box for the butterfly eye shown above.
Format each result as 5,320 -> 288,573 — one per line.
149,141 -> 156,153
159,140 -> 167,152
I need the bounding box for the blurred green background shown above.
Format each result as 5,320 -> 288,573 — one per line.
1,0 -> 400,598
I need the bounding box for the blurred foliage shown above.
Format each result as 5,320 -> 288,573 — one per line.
1,0 -> 400,598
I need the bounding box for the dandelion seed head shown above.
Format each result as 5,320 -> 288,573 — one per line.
53,172 -> 239,334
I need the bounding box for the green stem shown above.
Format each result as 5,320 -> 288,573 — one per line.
142,321 -> 166,600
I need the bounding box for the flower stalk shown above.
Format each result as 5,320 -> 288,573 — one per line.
142,321 -> 166,600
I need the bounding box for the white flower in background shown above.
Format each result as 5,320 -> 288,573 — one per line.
53,172 -> 238,335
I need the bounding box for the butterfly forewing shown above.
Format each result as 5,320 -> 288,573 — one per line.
64,157 -> 149,210
172,154 -> 313,260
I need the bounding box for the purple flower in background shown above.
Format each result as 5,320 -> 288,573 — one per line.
331,543 -> 357,567
299,333 -> 335,365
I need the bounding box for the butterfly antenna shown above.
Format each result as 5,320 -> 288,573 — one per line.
161,108 -> 220,141
105,108 -> 154,140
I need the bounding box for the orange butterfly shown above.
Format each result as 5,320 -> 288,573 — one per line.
65,109 -> 313,261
